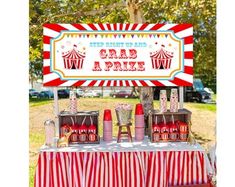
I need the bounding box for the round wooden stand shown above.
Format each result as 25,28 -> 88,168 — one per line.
117,123 -> 132,143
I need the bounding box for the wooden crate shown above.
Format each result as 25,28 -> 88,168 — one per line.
148,108 -> 192,143
58,110 -> 100,144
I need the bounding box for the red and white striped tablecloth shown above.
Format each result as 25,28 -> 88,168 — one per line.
34,150 -> 209,187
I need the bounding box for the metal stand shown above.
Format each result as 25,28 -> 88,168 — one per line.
53,87 -> 59,137
179,86 -> 184,109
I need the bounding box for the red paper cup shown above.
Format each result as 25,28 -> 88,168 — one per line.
135,115 -> 145,127
103,132 -> 112,136
135,127 -> 145,141
103,109 -> 112,121
135,103 -> 144,115
135,128 -> 144,133
103,121 -> 113,131
103,133 -> 113,141
103,133 -> 113,137
103,133 -> 112,139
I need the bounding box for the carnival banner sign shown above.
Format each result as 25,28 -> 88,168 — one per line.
43,24 -> 193,87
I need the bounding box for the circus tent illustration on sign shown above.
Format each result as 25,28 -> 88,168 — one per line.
150,45 -> 174,69
62,45 -> 86,69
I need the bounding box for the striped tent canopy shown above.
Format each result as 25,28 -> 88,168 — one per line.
62,47 -> 85,59
150,48 -> 173,59
150,48 -> 174,69
62,46 -> 85,69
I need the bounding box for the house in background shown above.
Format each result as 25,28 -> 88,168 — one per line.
29,79 -> 43,91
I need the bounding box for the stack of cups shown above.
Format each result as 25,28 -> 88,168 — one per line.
69,90 -> 77,114
103,109 -> 113,141
135,103 -> 145,141
170,89 -> 178,112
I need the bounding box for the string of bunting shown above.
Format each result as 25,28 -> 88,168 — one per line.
65,33 -> 170,38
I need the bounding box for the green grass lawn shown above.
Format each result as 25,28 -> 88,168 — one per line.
29,165 -> 35,187
29,98 -> 53,107
30,96 -> 216,111
29,131 -> 45,186
185,103 -> 216,112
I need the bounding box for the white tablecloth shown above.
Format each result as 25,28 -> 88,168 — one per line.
40,136 -> 205,153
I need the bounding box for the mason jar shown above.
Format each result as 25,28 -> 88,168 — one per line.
44,119 -> 55,147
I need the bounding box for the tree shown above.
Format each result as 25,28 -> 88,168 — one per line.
29,0 -> 216,91
126,0 -> 153,130
29,0 -> 128,84
142,0 -> 216,91
29,61 -> 43,88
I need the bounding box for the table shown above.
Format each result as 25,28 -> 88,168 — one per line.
34,138 -> 212,187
